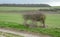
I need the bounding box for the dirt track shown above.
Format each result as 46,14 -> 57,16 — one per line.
0,28 -> 51,37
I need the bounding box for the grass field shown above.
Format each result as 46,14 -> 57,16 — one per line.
0,13 -> 60,28
46,14 -> 60,28
0,7 -> 51,12
0,13 -> 60,37
0,7 -> 39,11
0,7 -> 60,37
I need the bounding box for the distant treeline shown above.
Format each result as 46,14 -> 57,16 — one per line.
0,4 -> 51,7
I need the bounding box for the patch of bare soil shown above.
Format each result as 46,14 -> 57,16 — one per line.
0,28 -> 51,37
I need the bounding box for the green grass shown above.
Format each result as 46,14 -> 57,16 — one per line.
0,7 -> 51,12
0,7 -> 40,11
0,13 -> 60,28
0,7 -> 60,37
52,6 -> 60,8
0,13 -> 60,37
0,13 -> 24,24
46,14 -> 60,28
0,32 -> 23,37
0,21 -> 60,37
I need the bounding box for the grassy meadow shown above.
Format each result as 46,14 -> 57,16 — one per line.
0,7 -> 39,11
0,7 -> 51,12
0,7 -> 60,37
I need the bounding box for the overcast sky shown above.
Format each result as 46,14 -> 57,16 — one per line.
0,0 -> 60,6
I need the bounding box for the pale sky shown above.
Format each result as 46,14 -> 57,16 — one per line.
0,0 -> 60,6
